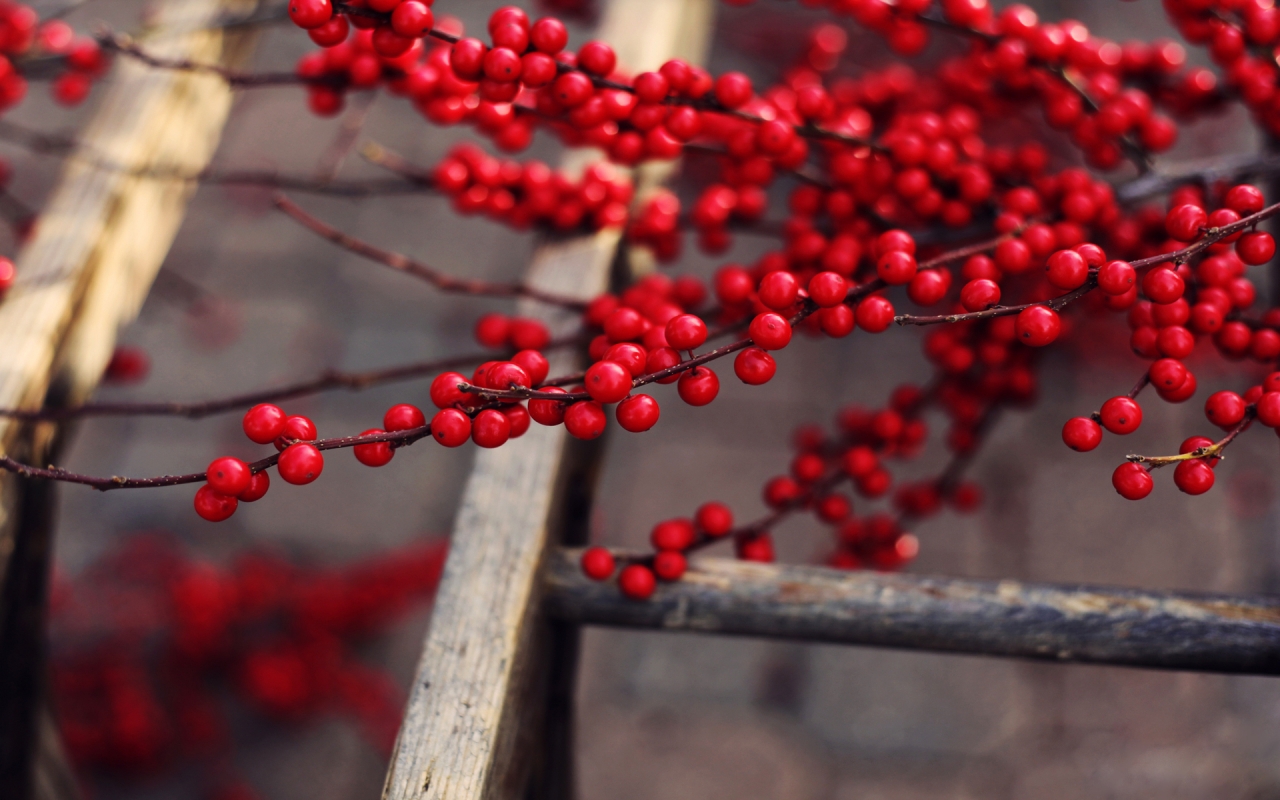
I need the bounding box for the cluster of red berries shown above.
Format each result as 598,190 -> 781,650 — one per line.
577,388 -> 989,597
1165,0 -> 1280,136
433,142 -> 632,231
1043,183 -> 1278,500
51,532 -> 446,793
33,18 -> 108,106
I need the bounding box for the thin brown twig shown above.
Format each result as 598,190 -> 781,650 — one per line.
274,193 -> 590,309
0,424 -> 434,491
0,346 -> 556,422
0,120 -> 428,196
98,32 -> 324,86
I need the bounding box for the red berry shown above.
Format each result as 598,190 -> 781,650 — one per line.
808,270 -> 849,304
508,318 -> 550,350
1162,368 -> 1198,401
1237,231 -> 1276,265
585,360 -> 632,404
1062,416 -> 1102,451
384,403 -> 427,431
1014,306 -> 1061,347
1258,392 -> 1280,427
288,0 -> 332,29
530,17 -> 567,53
450,37 -> 487,81
391,1 -> 432,37
1045,249 -> 1088,290
529,387 -> 569,426
755,119 -> 795,154
1099,396 -> 1142,434
552,72 -> 594,107
618,564 -> 656,599
577,41 -> 616,76
1204,390 -> 1246,429
645,347 -> 682,384
431,408 -> 472,446
207,457 -> 251,497
665,314 -> 707,350
734,347 -> 776,385
651,518 -> 695,550
714,72 -> 752,108
1225,184 -> 1264,214
1097,260 -> 1135,295
1148,358 -> 1187,391
580,546 -> 615,581
238,471 -> 270,502
486,361 -> 531,391
856,296 -> 895,332
474,312 -> 510,348
1142,267 -> 1185,304
472,408 -> 512,448
604,307 -> 648,342
1166,203 -> 1207,241
737,535 -> 775,562
243,404 -> 287,444
503,404 -> 531,438
512,350 -> 550,385
278,443 -> 324,485
819,305 -> 856,337
758,271 -> 799,310
1112,462 -> 1153,500
482,47 -> 522,82
1173,459 -> 1215,495
749,312 -> 792,350
677,366 -> 719,406
353,429 -> 394,467
194,484 -> 237,522
695,501 -> 733,536
960,278 -> 1000,312
906,270 -> 950,306
652,551 -> 687,581
876,251 -> 918,285
431,372 -> 469,408
564,400 -> 607,440
616,394 -> 660,432
273,415 -> 317,452
604,343 -> 646,378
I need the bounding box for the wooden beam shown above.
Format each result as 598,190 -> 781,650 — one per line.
0,3 -> 259,798
544,548 -> 1280,675
381,2 -> 712,799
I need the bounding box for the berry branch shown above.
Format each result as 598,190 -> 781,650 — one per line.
274,193 -> 591,308
0,423 -> 432,491
895,200 -> 1280,327
0,343 -> 579,421
1126,409 -> 1254,468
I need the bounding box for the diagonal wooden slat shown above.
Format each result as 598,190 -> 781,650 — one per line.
382,2 -> 713,798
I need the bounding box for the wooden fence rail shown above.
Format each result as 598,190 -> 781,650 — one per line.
544,548 -> 1280,675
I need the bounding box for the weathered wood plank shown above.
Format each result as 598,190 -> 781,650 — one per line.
0,3 -> 260,798
543,548 -> 1280,675
382,2 -> 712,798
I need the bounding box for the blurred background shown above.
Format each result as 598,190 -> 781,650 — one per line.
13,0 -> 1280,796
